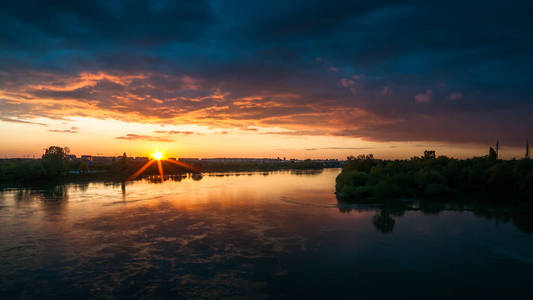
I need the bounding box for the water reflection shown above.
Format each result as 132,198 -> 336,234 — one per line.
0,169 -> 532,298
338,201 -> 533,235
12,184 -> 69,202
372,210 -> 395,233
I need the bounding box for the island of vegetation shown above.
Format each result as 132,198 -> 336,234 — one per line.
336,149 -> 533,204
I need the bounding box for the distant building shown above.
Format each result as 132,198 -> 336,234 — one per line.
178,158 -> 199,163
174,157 -> 342,167
92,156 -> 114,162
198,158 -> 283,164
91,156 -> 115,165
81,155 -> 92,161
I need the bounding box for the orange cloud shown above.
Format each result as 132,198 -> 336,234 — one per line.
115,134 -> 174,142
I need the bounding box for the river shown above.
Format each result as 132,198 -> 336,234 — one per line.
1,168 -> 532,298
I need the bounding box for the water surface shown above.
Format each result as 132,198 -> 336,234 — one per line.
1,169 -> 532,298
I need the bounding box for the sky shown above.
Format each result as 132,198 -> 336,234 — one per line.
1,0 -> 532,159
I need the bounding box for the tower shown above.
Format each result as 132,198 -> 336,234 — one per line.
495,139 -> 499,158
526,140 -> 530,159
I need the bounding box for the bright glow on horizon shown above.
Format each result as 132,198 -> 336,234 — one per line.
0,116 -> 527,160
151,151 -> 164,160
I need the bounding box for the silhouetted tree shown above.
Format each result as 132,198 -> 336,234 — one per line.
41,146 -> 69,176
423,150 -> 436,159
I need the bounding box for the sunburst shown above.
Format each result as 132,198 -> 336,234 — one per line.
127,151 -> 200,183
152,151 -> 164,160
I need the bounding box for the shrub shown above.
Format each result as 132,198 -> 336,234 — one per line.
374,181 -> 402,202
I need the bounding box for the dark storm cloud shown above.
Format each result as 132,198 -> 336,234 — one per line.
1,0 -> 532,145
1,0 -> 214,50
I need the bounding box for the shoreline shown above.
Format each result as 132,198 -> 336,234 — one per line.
0,167 -> 336,188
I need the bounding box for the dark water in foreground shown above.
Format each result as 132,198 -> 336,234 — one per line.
1,169 -> 532,299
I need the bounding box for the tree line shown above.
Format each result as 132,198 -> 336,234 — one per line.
0,146 -> 326,182
336,152 -> 533,203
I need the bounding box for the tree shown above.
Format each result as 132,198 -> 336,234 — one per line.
41,146 -> 69,176
78,160 -> 89,174
424,150 -> 436,159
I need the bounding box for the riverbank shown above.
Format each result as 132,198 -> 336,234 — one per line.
0,158 -> 332,184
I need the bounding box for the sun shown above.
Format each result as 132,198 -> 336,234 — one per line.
127,149 -> 200,182
151,151 -> 164,160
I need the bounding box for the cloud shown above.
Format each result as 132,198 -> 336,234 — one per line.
305,147 -> 374,151
154,130 -> 196,135
115,134 -> 174,142
0,117 -> 47,126
415,90 -> 432,103
261,130 -> 329,136
340,77 -> 359,95
340,78 -> 356,88
49,129 -> 76,133
0,1 -> 532,147
1,1 -> 215,49
449,92 -> 463,100
381,86 -> 392,96
48,126 -> 79,133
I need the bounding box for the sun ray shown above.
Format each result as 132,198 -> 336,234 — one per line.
156,159 -> 164,183
126,150 -> 202,182
127,159 -> 156,181
164,159 -> 202,173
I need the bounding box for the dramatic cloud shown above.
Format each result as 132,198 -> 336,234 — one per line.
1,0 -> 532,146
